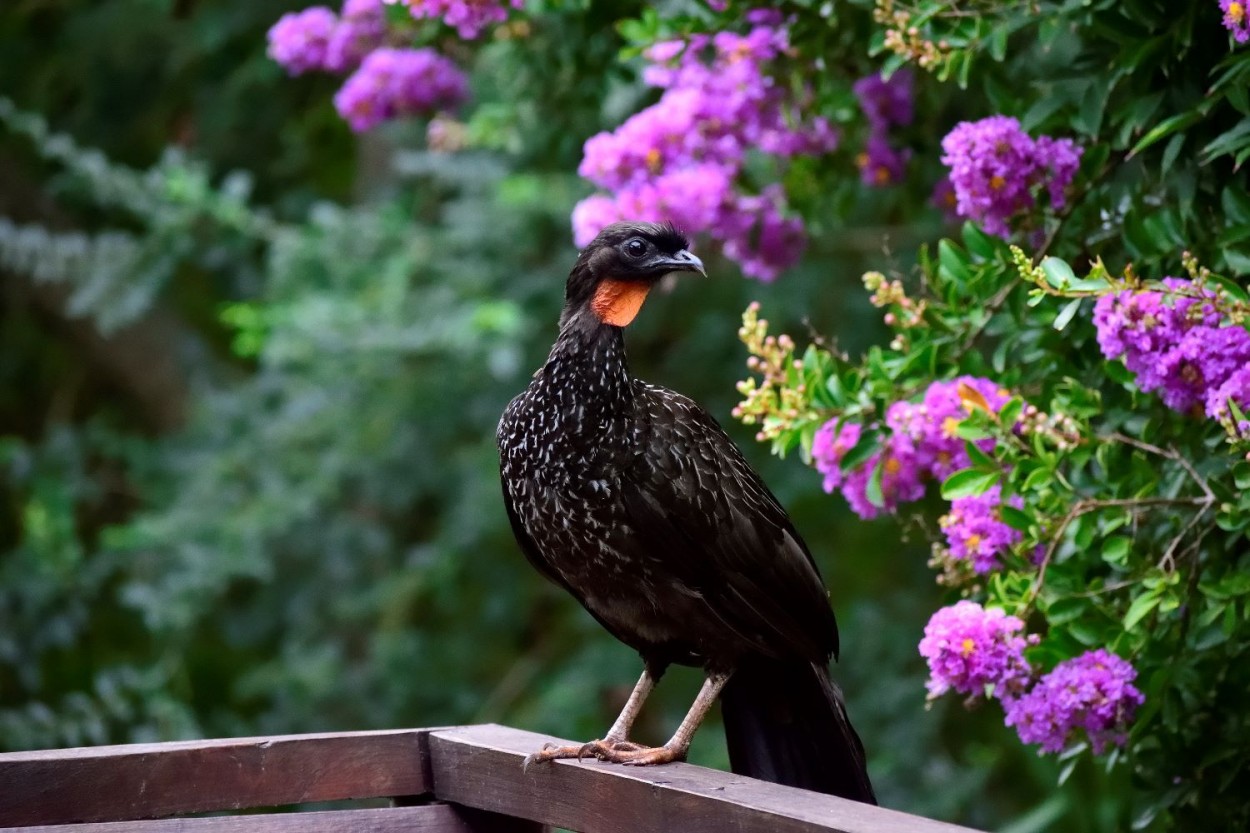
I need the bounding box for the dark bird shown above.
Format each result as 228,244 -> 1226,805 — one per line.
496,221 -> 876,802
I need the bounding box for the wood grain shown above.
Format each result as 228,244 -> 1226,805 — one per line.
427,724 -> 985,833
2,804 -> 535,833
0,729 -> 431,827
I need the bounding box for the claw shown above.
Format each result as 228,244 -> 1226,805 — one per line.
575,738 -> 644,760
522,738 -> 683,771
618,745 -> 685,766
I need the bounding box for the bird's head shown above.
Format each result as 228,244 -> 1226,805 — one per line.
563,221 -> 706,329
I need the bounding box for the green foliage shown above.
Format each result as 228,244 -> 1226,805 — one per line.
726,2 -> 1250,825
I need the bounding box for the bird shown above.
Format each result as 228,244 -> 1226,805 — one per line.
496,220 -> 876,802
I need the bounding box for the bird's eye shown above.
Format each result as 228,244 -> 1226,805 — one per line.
624,238 -> 648,258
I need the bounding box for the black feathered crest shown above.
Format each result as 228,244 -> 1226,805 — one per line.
583,221 -> 689,256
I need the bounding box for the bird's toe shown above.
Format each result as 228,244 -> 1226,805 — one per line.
594,744 -> 685,766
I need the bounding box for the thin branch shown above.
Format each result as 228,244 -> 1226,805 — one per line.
1026,493 -> 1215,605
1102,432 -> 1216,501
1027,501 -> 1081,605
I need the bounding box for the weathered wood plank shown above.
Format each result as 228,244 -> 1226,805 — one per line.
427,724 -> 985,833
2,804 -> 531,833
0,729 -> 432,827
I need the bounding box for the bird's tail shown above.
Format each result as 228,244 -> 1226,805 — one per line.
720,657 -> 877,803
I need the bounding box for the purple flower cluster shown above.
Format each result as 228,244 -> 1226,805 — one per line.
1092,278 -> 1250,425
918,601 -> 1033,699
812,420 -> 925,519
1222,0 -> 1250,43
267,1 -> 386,75
813,377 -> 1012,520
400,0 -> 523,39
573,21 -> 838,280
853,71 -> 913,188
939,485 -> 1025,574
940,116 -> 1082,238
1004,649 -> 1144,753
857,136 -> 910,187
931,175 -> 959,221
268,1 -> 471,132
333,47 -> 469,132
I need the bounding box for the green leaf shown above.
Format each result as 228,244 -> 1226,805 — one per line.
1040,256 -> 1076,288
1124,591 -> 1162,630
1053,298 -> 1082,331
1234,461 -> 1250,490
840,429 -> 880,471
964,438 -> 995,467
1101,535 -> 1132,567
998,397 -> 1024,428
941,468 -> 1001,500
1199,572 -> 1250,599
1043,596 -> 1086,626
1000,504 -> 1032,532
1022,466 -> 1052,491
938,239 -> 971,286
955,422 -> 994,441
865,458 -> 885,509
961,222 -> 998,259
1201,117 -> 1250,163
1161,133 -> 1186,174
1211,273 -> 1250,303
1129,109 -> 1207,157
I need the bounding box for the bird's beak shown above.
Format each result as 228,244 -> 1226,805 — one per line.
657,249 -> 706,278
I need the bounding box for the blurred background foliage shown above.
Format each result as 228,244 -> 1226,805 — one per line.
0,1 -> 1225,831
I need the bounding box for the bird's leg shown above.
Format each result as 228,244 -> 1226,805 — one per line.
590,670 -> 732,766
523,664 -> 664,769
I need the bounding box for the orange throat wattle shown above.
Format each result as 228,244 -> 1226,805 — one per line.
591,279 -> 651,327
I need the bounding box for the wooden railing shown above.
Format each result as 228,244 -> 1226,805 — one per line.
0,724 -> 983,832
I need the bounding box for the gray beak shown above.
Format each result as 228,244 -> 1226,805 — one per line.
662,249 -> 706,277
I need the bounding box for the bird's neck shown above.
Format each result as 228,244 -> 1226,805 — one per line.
543,307 -> 634,411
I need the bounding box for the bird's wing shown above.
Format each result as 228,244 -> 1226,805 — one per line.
499,468 -> 648,651
618,383 -> 841,662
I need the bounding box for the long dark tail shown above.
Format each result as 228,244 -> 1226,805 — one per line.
721,657 -> 877,803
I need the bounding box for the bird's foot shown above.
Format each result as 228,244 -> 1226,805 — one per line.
523,737 -> 669,771
589,742 -> 686,766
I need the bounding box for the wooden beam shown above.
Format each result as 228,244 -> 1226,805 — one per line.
427,724 -> 984,833
1,804 -> 534,833
0,730 -> 432,827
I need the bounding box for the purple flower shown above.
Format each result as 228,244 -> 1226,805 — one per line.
325,0 -> 387,72
886,377 -> 1011,480
571,195 -> 624,248
812,420 -> 925,519
931,175 -> 959,221
840,446 -> 926,519
857,135 -> 910,187
333,47 -> 468,132
939,485 -> 1024,574
853,70 -> 914,131
613,164 -> 735,238
1034,135 -> 1083,211
940,116 -> 1082,238
1222,0 -> 1250,43
919,601 -> 1034,699
817,377 -> 1013,518
720,188 -> 807,282
267,7 -> 338,75
1004,649 -> 1144,754
1207,365 -> 1250,431
813,420 -> 862,494
403,0 -> 523,39
574,20 -> 830,280
1092,279 -> 1250,420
